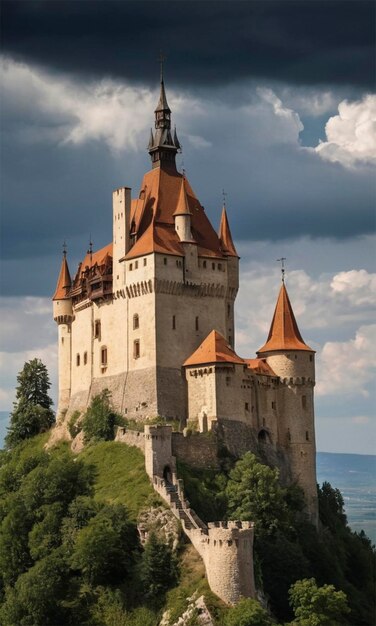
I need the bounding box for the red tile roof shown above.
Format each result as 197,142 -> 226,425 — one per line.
246,358 -> 276,376
184,330 -> 245,366
257,283 -> 313,353
52,255 -> 71,300
218,206 -> 238,257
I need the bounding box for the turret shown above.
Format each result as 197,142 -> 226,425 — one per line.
148,63 -> 181,171
173,178 -> 194,243
52,247 -> 73,419
218,205 -> 239,348
257,280 -> 318,526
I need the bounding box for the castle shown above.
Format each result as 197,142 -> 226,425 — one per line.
52,72 -> 318,601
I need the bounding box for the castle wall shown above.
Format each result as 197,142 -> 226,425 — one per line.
215,364 -> 253,425
172,431 -> 219,469
186,367 -> 217,427
56,322 -> 72,419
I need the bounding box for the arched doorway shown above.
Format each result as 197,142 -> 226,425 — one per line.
163,465 -> 172,483
258,429 -> 271,444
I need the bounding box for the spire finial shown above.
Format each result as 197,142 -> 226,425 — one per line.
62,240 -> 67,257
88,234 -> 93,259
159,50 -> 166,83
277,257 -> 286,282
222,188 -> 228,209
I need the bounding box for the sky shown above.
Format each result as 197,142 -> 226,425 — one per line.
0,0 -> 375,453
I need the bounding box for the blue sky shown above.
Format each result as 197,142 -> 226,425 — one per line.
0,1 -> 375,453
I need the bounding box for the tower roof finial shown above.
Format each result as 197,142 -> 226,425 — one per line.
159,50 -> 166,84
62,240 -> 67,257
277,257 -> 286,283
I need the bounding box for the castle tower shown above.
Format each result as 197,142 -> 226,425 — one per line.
112,186 -> 131,292
53,248 -> 73,419
257,280 -> 318,526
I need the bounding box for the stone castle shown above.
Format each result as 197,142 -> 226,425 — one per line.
52,71 -> 318,604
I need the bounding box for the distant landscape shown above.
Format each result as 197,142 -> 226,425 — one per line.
0,410 -> 374,544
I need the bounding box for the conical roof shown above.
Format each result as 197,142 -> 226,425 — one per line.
257,283 -> 313,353
184,330 -> 244,366
155,79 -> 170,113
219,207 -> 238,257
52,253 -> 71,300
173,178 -> 192,216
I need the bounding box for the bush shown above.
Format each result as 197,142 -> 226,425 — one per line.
81,390 -> 117,443
224,598 -> 274,626
68,411 -> 81,438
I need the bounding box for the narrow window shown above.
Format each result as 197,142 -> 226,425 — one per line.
309,354 -> 313,362
295,354 -> 298,360
212,262 -> 215,270
135,260 -> 138,269
163,257 -> 167,265
84,352 -> 88,365
61,337 -> 64,345
76,354 -> 80,366
172,315 -> 176,330
101,346 -> 108,366
195,316 -> 199,331
272,401 -> 276,410
302,395 -> 307,409
203,260 -> 207,268
144,258 -> 147,266
227,304 -> 231,317
94,320 -> 101,340
129,263 -> 133,271
133,314 -> 139,330
245,402 -> 249,411
134,340 -> 140,359
306,430 -> 309,441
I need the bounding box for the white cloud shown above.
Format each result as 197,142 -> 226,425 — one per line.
278,86 -> 339,117
314,95 -> 376,167
316,324 -> 376,397
331,269 -> 376,306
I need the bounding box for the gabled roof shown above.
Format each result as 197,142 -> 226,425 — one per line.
257,283 -> 314,353
125,167 -> 224,260
246,358 -> 276,377
52,254 -> 71,300
218,206 -> 238,257
184,330 -> 245,367
79,243 -> 113,273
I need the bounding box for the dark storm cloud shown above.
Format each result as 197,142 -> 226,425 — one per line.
2,1 -> 375,89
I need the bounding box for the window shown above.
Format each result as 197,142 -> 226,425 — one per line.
144,258 -> 147,266
129,263 -> 133,271
226,376 -> 231,386
195,316 -> 199,331
306,430 -> 309,441
272,401 -> 276,410
245,402 -> 249,411
218,263 -> 222,270
227,304 -> 231,317
302,395 -> 307,409
163,257 -> 167,265
61,337 -> 64,345
101,346 -> 108,367
76,354 -> 80,366
133,314 -> 139,330
84,352 -> 88,365
309,355 -> 313,362
134,340 -> 140,359
295,354 -> 298,360
172,315 -> 176,330
203,260 -> 207,268
212,262 -> 215,270
135,260 -> 138,269
94,320 -> 101,340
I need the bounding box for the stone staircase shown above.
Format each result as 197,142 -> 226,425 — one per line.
153,476 -> 207,535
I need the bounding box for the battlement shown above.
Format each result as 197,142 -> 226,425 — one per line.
207,520 -> 254,531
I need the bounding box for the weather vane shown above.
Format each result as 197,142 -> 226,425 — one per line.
62,241 -> 67,256
222,189 -> 228,208
277,257 -> 286,282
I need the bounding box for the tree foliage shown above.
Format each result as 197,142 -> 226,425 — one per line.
5,359 -> 55,448
81,389 -> 117,443
288,577 -> 350,626
141,532 -> 179,599
224,598 -> 274,626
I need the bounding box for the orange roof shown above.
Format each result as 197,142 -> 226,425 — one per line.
52,254 -> 71,300
184,330 -> 245,367
80,243 -> 113,272
246,358 -> 276,377
219,206 -> 238,257
257,282 -> 314,353
125,167 -> 224,260
173,178 -> 193,217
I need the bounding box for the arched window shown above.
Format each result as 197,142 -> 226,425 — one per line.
84,352 -> 88,365
94,320 -> 101,340
133,314 -> 139,330
134,340 -> 140,359
76,354 -> 80,366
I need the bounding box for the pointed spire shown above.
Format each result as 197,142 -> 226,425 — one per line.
173,125 -> 181,150
257,282 -> 313,353
219,206 -> 238,257
52,247 -> 72,300
148,128 -> 154,150
173,178 -> 192,216
149,60 -> 180,170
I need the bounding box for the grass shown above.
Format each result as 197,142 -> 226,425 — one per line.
80,441 -> 156,520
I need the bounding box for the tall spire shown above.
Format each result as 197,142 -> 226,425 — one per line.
148,58 -> 181,170
219,206 -> 238,257
53,247 -> 72,300
257,282 -> 313,353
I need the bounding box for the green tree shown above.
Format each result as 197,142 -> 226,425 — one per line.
318,482 -> 347,533
81,389 -> 117,443
226,452 -> 288,534
288,578 -> 350,626
5,359 -> 55,448
224,598 -> 274,626
141,532 -> 179,599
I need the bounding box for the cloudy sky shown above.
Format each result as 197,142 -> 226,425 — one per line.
1,1 -> 375,453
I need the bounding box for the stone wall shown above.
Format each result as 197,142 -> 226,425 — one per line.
115,427 -> 145,451
172,431 -> 220,470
